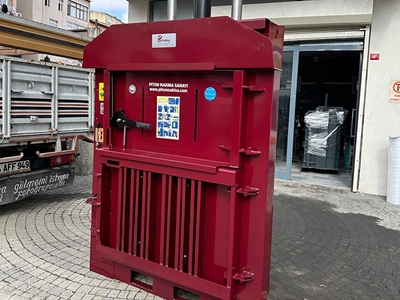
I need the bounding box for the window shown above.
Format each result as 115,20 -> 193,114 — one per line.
45,0 -> 50,7
67,21 -> 86,30
58,0 -> 63,11
49,19 -> 58,27
67,1 -> 88,21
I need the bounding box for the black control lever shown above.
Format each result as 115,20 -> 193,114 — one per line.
111,109 -> 152,130
111,109 -> 152,146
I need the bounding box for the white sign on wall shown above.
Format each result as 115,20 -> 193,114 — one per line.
389,80 -> 400,103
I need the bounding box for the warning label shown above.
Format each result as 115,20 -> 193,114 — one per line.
390,80 -> 400,103
156,96 -> 180,140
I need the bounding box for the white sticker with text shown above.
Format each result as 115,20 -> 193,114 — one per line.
152,33 -> 176,48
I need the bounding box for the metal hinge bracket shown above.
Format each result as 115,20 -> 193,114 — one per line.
86,196 -> 100,206
237,186 -> 259,197
221,85 -> 265,92
239,147 -> 261,156
219,144 -> 231,152
233,268 -> 255,283
242,85 -> 265,92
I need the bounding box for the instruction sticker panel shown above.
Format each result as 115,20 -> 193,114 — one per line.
157,96 -> 180,140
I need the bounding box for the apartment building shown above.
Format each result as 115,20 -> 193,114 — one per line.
16,0 -> 90,30
126,0 -> 400,197
11,0 -> 90,64
90,11 -> 123,36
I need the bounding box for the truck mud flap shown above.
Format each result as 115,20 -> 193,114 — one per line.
0,167 -> 75,205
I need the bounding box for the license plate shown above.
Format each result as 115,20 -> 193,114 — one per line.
0,160 -> 30,176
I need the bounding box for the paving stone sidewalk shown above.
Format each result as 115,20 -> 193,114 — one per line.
0,175 -> 160,300
0,176 -> 399,299
271,180 -> 400,300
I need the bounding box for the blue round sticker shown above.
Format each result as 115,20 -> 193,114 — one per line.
204,87 -> 216,101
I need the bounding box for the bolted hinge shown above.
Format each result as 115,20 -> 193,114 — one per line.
237,186 -> 259,197
242,85 -> 265,92
219,144 -> 231,152
221,85 -> 265,92
233,268 -> 255,283
239,147 -> 261,156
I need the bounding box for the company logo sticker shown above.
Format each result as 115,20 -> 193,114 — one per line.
204,87 -> 216,101
152,33 -> 177,48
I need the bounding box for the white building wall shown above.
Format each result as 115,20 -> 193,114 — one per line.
211,0 -> 373,27
128,0 -> 149,23
41,0 -> 64,27
358,0 -> 400,196
16,1 -> 33,20
31,1 -> 43,22
127,0 -> 373,27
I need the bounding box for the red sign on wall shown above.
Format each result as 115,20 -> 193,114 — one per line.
370,53 -> 380,60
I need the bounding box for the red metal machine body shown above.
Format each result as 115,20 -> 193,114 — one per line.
83,16 -> 284,300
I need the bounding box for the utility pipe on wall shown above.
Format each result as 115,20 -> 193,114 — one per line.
167,0 -> 177,20
231,0 -> 243,20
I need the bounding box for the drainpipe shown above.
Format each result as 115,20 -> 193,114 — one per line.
167,0 -> 177,20
194,0 -> 211,18
231,0 -> 243,20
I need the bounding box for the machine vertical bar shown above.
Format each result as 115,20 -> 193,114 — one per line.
159,174 -> 167,264
120,168 -> 128,251
194,181 -> 202,276
188,179 -> 196,275
230,70 -> 246,167
133,169 -> 140,256
179,178 -> 187,271
231,0 -> 243,20
140,171 -> 147,258
116,168 -> 124,251
174,177 -> 182,269
194,0 -> 211,18
226,185 -> 237,289
145,172 -> 152,259
165,176 -> 173,267
128,169 -> 135,254
167,0 -> 177,20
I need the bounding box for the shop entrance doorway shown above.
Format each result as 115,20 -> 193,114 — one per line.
276,42 -> 363,189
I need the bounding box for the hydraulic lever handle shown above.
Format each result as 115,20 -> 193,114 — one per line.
124,119 -> 152,130
111,109 -> 152,147
111,109 -> 152,130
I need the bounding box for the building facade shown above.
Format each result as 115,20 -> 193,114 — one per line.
17,0 -> 90,30
126,0 -> 400,197
13,0 -> 90,64
89,11 -> 123,37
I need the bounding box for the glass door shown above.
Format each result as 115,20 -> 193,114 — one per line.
276,48 -> 299,179
275,42 -> 363,181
